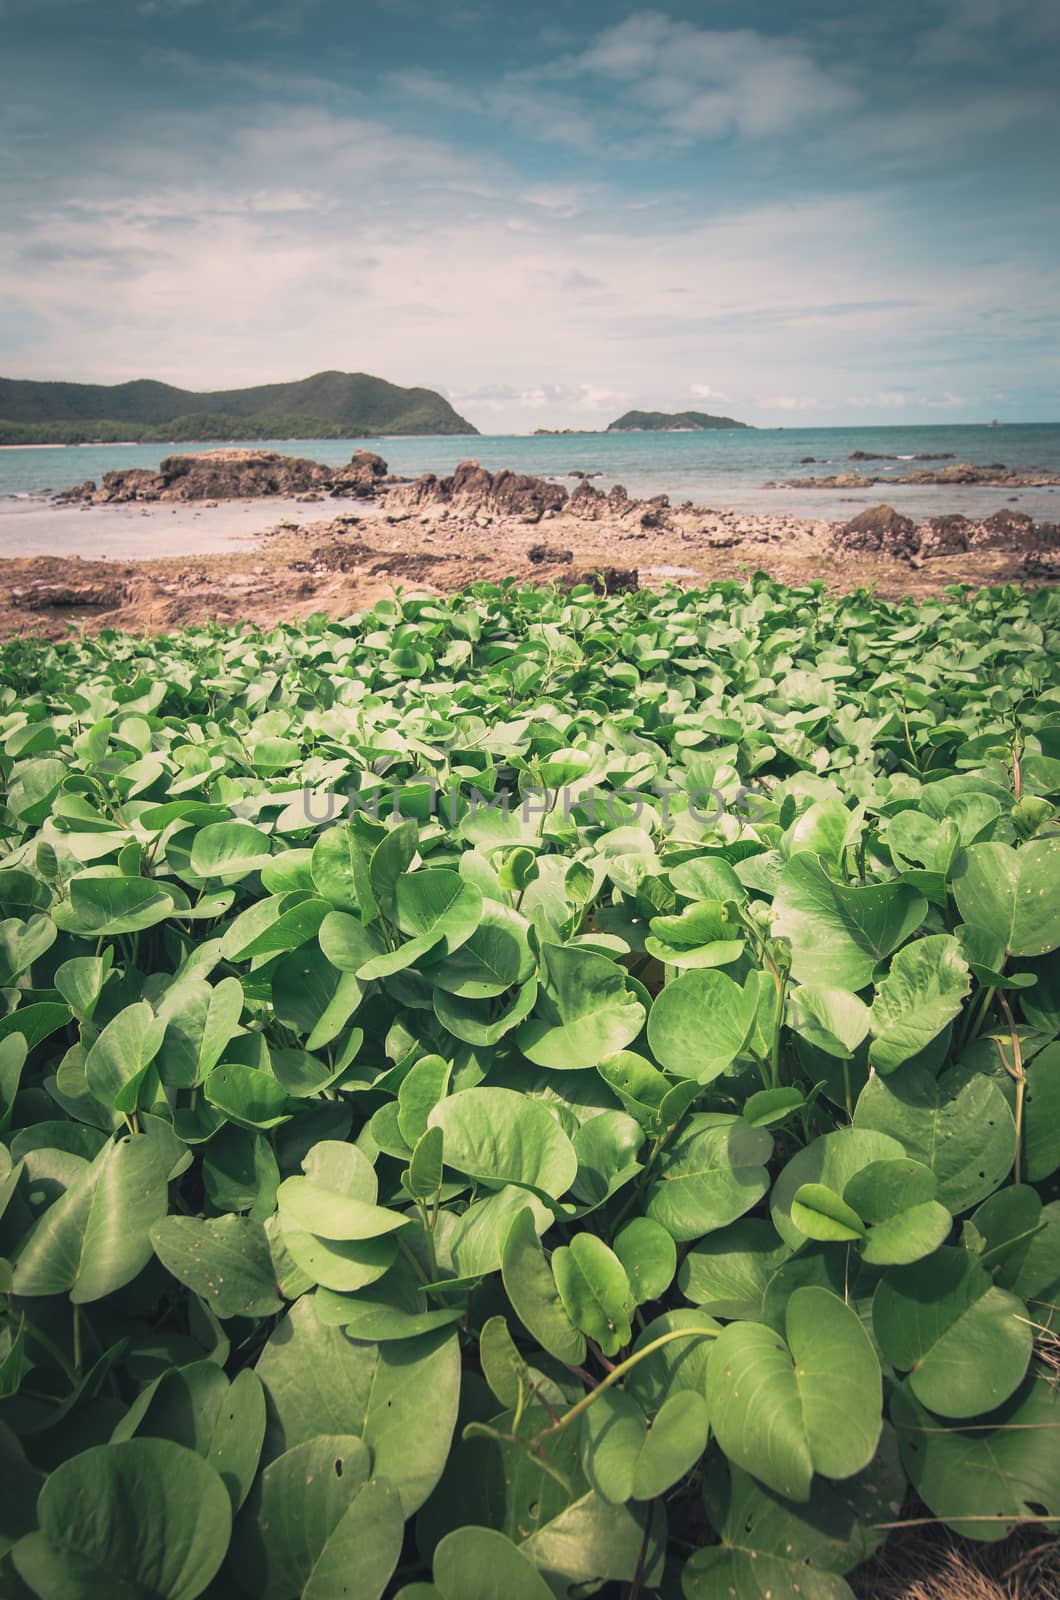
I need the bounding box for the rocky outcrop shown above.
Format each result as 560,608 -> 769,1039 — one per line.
919,514 -> 971,558
833,505 -> 919,559
849,450 -> 954,462
56,448 -> 388,505
833,504 -> 1060,565
394,460 -> 569,523
781,461 -> 1060,489
9,579 -> 128,610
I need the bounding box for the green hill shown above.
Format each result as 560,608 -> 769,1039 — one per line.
0,370 -> 478,444
606,409 -> 750,431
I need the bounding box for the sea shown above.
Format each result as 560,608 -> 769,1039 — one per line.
2,422 -> 1059,526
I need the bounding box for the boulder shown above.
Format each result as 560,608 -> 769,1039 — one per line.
969,509 -> 1035,550
919,514 -> 971,558
528,544 -> 573,564
833,504 -> 919,559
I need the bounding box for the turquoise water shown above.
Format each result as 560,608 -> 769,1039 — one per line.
2,422 -> 1059,515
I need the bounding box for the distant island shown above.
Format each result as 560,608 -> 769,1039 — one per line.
0,370 -> 478,445
534,408 -> 750,436
607,409 -> 750,432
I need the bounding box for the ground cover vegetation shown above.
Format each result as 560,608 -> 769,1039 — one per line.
0,573 -> 1057,1599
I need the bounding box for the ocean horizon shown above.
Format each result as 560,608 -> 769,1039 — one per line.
2,421 -> 1059,521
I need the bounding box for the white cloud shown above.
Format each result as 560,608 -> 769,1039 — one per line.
690,383 -> 729,402
573,12 -> 857,141
755,395 -> 820,411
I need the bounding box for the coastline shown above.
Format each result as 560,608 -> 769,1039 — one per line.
0,449 -> 1056,640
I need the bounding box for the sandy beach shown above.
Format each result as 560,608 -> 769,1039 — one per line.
0,451 -> 1055,638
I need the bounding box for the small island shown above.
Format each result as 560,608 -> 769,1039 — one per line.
606,409 -> 750,432
534,408 -> 750,435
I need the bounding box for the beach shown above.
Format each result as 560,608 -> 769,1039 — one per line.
0,444 -> 1055,637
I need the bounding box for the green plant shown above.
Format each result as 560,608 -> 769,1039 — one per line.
0,574 -> 1057,1598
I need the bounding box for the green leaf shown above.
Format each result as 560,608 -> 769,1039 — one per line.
500,1205 -> 586,1365
517,943 -> 645,1070
432,1526 -> 554,1600
613,1217 -> 676,1304
790,1183 -> 866,1243
951,837 -> 1060,957
646,969 -> 757,1082
552,1232 -> 633,1356
204,1061 -> 292,1130
706,1286 -> 882,1501
189,820 -> 272,880
770,1127 -> 910,1250
256,1295 -> 460,1515
872,1247 -> 1032,1417
12,1439 -> 231,1599
787,979 -> 871,1056
772,854 -> 926,991
232,1437 -> 403,1600
893,1375 -> 1060,1540
685,1445 -> 903,1600
646,1115 -> 772,1242
85,1000 -> 166,1114
149,1214 -> 284,1319
112,1362 -> 266,1514
13,1134 -> 170,1302
582,1387 -> 709,1504
678,1219 -> 789,1320
428,902 -> 535,998
58,874 -> 176,935
429,1085 -> 577,1198
0,913 -> 56,986
853,1067 -> 1015,1213
843,1158 -> 952,1267
868,934 -> 971,1073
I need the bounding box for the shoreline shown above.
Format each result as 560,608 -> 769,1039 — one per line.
0,456 -> 1056,639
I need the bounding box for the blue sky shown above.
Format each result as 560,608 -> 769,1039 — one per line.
1,0 -> 1058,430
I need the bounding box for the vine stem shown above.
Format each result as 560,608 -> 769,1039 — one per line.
530,1327 -> 719,1448
72,1303 -> 82,1379
628,1502 -> 655,1600
997,993 -> 1025,1185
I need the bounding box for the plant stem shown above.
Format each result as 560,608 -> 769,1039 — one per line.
72,1303 -> 82,1379
629,1503 -> 655,1600
998,993 -> 1025,1185
530,1326 -> 719,1448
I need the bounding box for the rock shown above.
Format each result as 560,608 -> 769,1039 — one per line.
54,479 -> 96,502
11,581 -> 126,610
919,514 -> 971,558
799,456 -> 816,463
850,450 -> 897,461
970,509 -> 1035,549
394,460 -> 568,523
557,566 -> 639,594
833,504 -> 919,559
57,447 -> 389,505
528,544 -> 573,564
640,510 -> 665,529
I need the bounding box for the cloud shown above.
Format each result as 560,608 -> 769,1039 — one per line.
755,395 -> 820,411
572,12 -> 858,141
689,383 -> 729,402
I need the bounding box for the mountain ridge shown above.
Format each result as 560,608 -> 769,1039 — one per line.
0,369 -> 478,443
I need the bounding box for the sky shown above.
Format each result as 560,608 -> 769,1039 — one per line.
1,0 -> 1058,432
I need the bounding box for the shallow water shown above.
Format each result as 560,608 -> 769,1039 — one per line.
0,422 -> 1056,508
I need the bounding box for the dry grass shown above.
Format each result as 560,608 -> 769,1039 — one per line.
853,1529 -> 1060,1600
